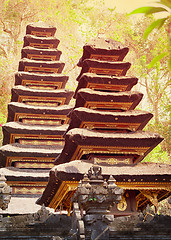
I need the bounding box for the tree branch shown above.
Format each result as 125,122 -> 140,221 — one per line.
0,44 -> 8,58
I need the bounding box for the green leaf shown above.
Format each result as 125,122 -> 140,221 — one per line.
168,54 -> 171,71
129,6 -> 168,15
148,52 -> 168,68
143,18 -> 167,39
157,0 -> 171,9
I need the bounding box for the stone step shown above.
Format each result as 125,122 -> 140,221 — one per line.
76,59 -> 131,81
75,88 -> 143,111
18,58 -> 64,74
7,102 -> 73,124
74,73 -> 138,96
0,143 -> 63,168
2,122 -> 68,145
26,22 -> 57,37
55,128 -> 163,165
15,72 -> 69,89
21,46 -> 62,61
77,38 -> 129,67
67,107 -> 153,133
11,85 -> 74,107
23,35 -> 59,49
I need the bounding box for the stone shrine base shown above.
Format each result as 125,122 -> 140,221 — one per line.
0,208 -> 170,240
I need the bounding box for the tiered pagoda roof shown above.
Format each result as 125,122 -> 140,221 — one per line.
0,22 -> 74,213
67,108 -> 153,132
37,37 -> 171,216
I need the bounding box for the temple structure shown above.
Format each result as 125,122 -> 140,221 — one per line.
0,24 -> 170,216
37,38 -> 171,216
0,22 -> 74,213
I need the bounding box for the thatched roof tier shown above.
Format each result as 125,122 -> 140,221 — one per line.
76,59 -> 131,81
18,58 -> 64,74
74,73 -> 138,96
77,38 -> 129,67
7,102 -> 73,124
15,72 -> 69,89
23,35 -> 60,49
26,22 -> 56,37
21,46 -> 62,61
54,128 -> 163,165
2,122 -> 68,145
74,88 -> 143,111
0,143 -> 63,168
67,107 -> 153,132
11,85 -> 74,106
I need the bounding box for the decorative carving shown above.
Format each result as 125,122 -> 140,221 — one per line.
71,166 -> 123,239
0,175 -> 12,210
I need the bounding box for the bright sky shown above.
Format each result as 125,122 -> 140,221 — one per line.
105,0 -> 161,13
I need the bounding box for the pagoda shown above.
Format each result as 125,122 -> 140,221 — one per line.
0,22 -> 74,213
37,38 -> 171,216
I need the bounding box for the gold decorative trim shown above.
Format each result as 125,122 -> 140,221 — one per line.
10,133 -> 64,144
15,162 -> 54,169
90,54 -> 120,62
87,82 -> 127,92
84,101 -> 133,111
18,96 -> 65,106
6,156 -> 55,167
31,31 -> 53,37
117,182 -> 171,190
117,196 -> 127,211
22,79 -> 62,89
14,113 -> 69,124
89,67 -> 123,76
80,121 -> 140,131
29,43 -> 54,49
94,157 -> 132,165
27,54 -> 57,61
48,181 -> 78,209
25,66 -> 59,73
71,145 -> 150,162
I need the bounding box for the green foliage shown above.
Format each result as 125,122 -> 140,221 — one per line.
129,6 -> 168,15
143,144 -> 170,164
129,0 -> 171,71
143,17 -> 167,39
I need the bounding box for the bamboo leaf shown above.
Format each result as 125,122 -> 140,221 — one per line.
148,52 -> 168,68
156,0 -> 171,9
143,18 -> 167,39
129,6 -> 168,15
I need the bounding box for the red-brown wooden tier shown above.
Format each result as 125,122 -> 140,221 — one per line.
18,58 -> 64,74
0,167 -> 49,196
0,143 -> 63,168
15,72 -> 69,89
2,122 -> 68,146
67,107 -> 153,133
23,35 -> 60,49
74,88 -> 143,111
26,22 -> 56,37
54,128 -> 163,165
74,73 -> 138,97
76,59 -> 131,81
77,38 -> 129,67
7,102 -> 73,125
21,46 -> 62,61
11,85 -> 74,107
